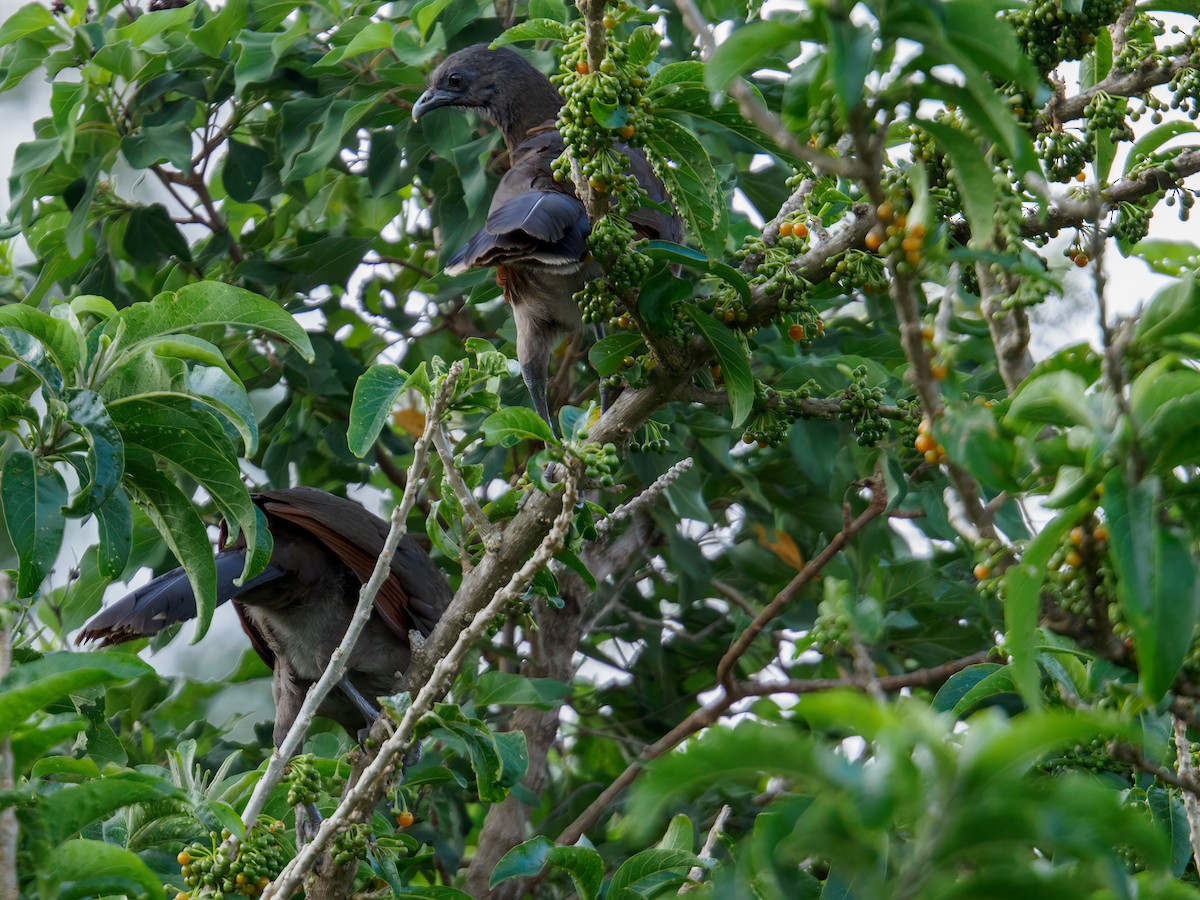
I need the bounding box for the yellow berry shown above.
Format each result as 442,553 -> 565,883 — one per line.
973,563 -> 991,581
930,363 -> 948,381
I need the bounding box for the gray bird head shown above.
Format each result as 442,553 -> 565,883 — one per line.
411,44 -> 563,151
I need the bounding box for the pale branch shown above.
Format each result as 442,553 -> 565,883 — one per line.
680,804 -> 732,893
1036,49 -> 1196,132
235,362 -> 462,840
433,426 -> 499,552
1177,715 -> 1200,872
715,472 -> 888,692
595,456 -> 693,541
673,0 -> 865,181
0,576 -> 16,900
554,649 -> 991,846
265,469 -> 582,899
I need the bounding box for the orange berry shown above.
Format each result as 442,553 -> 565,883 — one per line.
779,221 -> 793,237
921,325 -> 935,341
864,228 -> 883,252
1094,524 -> 1109,542
576,61 -> 589,75
896,213 -> 908,228
877,200 -> 894,223
910,222 -> 926,238
1065,550 -> 1083,568
914,434 -> 935,453
788,323 -> 806,341
794,222 -> 809,238
1075,171 -> 1086,182
923,449 -> 941,465
815,321 -> 825,335
973,563 -> 991,581
589,178 -> 607,193
1070,526 -> 1085,546
178,851 -> 191,866
618,124 -> 635,140
930,363 -> 948,380
917,418 -> 931,435
901,235 -> 923,253
905,250 -> 922,267
396,810 -> 415,828
722,309 -> 736,323
1074,253 -> 1088,267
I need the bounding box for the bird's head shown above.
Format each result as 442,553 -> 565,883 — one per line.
412,44 -> 515,125
412,44 -> 564,150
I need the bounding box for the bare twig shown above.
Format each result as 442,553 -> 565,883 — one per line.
236,362 -> 463,841
596,457 -> 693,541
433,426 -> 499,552
680,805 -> 732,892
1175,716 -> 1200,871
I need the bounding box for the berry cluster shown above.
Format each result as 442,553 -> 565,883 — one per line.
173,820 -> 289,899
1037,130 -> 1093,183
808,96 -> 842,149
284,754 -> 322,807
739,381 -> 816,449
632,419 -> 670,453
1006,0 -> 1125,73
864,198 -> 928,277
577,441 -> 620,485
1170,66 -> 1200,121
837,366 -> 887,447
722,230 -> 823,338
1084,92 -> 1133,145
1114,13 -> 1168,72
331,823 -> 372,867
1109,201 -> 1154,244
808,599 -> 851,655
913,417 -> 947,465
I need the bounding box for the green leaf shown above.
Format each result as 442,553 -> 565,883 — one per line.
103,281 -> 314,363
826,18 -> 874,117
1,450 -> 67,598
0,303 -> 82,379
94,489 -> 133,580
931,663 -> 1004,713
643,240 -> 751,303
1136,271 -> 1200,344
490,836 -> 604,900
921,119 -> 995,248
588,333 -> 645,376
658,814 -> 694,853
607,847 -> 698,898
481,408 -> 557,447
0,3 -> 57,47
348,364 -> 409,457
108,398 -> 268,601
1102,473 -> 1200,700
121,451 -> 219,641
949,665 -> 1018,717
490,18 -> 573,46
706,20 -> 799,91
41,772 -> 184,847
643,117 -> 728,257
474,672 -> 572,709
683,307 -> 753,427
627,25 -> 660,67
1002,505 -> 1084,709
1005,370 -> 1094,429
0,327 -> 64,395
44,839 -> 165,900
63,388 -> 124,516
191,0 -> 247,57
0,651 -> 152,739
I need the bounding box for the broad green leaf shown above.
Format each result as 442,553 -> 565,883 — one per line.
63,388 -> 124,516
121,451 -> 219,641
481,407 -> 557,447
116,0 -> 194,43
474,672 -> 572,709
1002,505 -> 1084,709
939,404 -> 1022,492
921,119 -> 995,248
490,836 -> 604,900
1,450 -> 67,598
1005,370 -> 1093,429
643,240 -> 752,303
108,398 -> 268,596
11,719 -> 89,774
931,663 -> 1004,713
1136,271 -> 1200,343
626,25 -> 660,67
140,334 -> 245,390
706,20 -> 798,91
0,327 -> 64,395
490,18 -> 573,46
588,333 -> 645,376
0,303 -> 82,378
103,281 -> 314,363
683,307 -> 753,427
191,0 -> 247,57
0,3 -> 57,46
41,773 -> 183,847
826,18 -> 874,117
950,665 -> 1018,717
643,116 -> 727,257
93,489 -> 133,580
44,839 -> 165,900
349,364 -> 409,457
188,365 -> 259,455
658,814 -> 694,853
607,847 -> 698,898
494,730 -> 529,792
0,651 -> 152,739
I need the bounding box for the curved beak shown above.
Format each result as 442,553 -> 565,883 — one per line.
412,88 -> 455,122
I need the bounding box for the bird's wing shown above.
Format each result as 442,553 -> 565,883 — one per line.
253,488 -> 451,639
231,600 -> 277,668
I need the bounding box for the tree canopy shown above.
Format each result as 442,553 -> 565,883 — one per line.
4,0 -> 1200,897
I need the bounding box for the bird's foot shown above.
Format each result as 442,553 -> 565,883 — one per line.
298,802 -> 323,847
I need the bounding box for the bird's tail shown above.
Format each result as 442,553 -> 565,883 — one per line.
76,551 -> 249,646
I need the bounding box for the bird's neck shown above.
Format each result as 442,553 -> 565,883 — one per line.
493,81 -> 564,153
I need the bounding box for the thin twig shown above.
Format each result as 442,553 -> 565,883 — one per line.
265,466 -> 581,898
235,362 -> 463,841
596,457 -> 693,541
680,804 -> 731,892
1175,716 -> 1200,871
433,426 -> 499,552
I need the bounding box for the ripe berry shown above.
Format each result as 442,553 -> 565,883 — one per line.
914,433 -> 935,453
1094,524 -> 1109,542
794,222 -> 809,238
576,61 -> 589,75
1066,550 -> 1083,568
788,323 -> 806,340
779,221 -> 793,237
877,200 -> 894,223
1070,526 -> 1085,546
396,810 -> 414,828
1074,253 -> 1089,267
973,563 -> 991,581
178,851 -> 191,866
864,228 -> 883,252
618,124 -> 635,139
930,363 -> 948,380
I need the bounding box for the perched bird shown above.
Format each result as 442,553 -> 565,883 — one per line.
77,487 -> 451,747
412,44 -> 681,429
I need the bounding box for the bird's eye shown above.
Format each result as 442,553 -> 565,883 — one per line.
447,72 -> 465,90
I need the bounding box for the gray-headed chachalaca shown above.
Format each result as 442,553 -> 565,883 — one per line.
412,44 -> 682,429
77,487 -> 451,747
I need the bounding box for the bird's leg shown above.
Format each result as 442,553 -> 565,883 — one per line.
338,675 -> 380,724
298,803 -> 323,847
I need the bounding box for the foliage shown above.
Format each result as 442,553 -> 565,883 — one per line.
2,0 -> 1200,896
